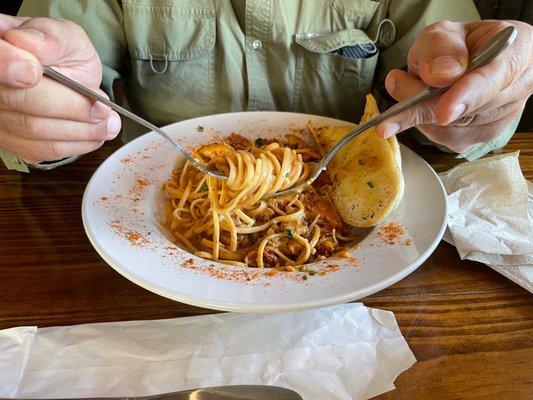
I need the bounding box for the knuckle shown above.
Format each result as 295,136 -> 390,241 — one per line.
0,89 -> 21,110
407,48 -> 419,70
20,114 -> 39,135
88,122 -> 108,140
63,95 -> 80,114
64,95 -> 90,120
504,51 -> 526,88
400,107 -> 432,130
61,19 -> 88,39
410,106 -> 435,128
468,70 -> 499,104
424,20 -> 456,34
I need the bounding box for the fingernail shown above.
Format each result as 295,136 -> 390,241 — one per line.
106,114 -> 121,138
17,28 -> 46,40
385,75 -> 396,95
8,61 -> 39,86
91,102 -> 111,120
430,56 -> 463,75
448,103 -> 466,123
382,123 -> 400,138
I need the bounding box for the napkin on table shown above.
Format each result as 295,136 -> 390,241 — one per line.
0,303 -> 416,400
439,152 -> 533,292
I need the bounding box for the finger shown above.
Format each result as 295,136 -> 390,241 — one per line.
0,110 -> 121,141
419,109 -> 522,153
377,64 -> 529,138
0,134 -> 104,164
0,14 -> 29,33
408,21 -> 469,87
0,77 -> 113,123
465,98 -> 526,126
462,62 -> 533,115
0,38 -> 41,87
435,21 -> 530,125
376,70 -> 438,137
384,69 -> 426,101
2,17 -> 101,87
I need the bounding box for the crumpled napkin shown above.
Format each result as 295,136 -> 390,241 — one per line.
0,303 -> 416,400
439,152 -> 533,292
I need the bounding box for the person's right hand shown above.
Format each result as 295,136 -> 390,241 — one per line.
0,14 -> 121,165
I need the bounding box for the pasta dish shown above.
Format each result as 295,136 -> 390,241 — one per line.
163,132 -> 354,270
162,95 -> 404,270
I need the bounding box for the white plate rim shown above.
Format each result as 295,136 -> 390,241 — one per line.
82,112 -> 448,313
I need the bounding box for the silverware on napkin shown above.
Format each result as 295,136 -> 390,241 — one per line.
5,385 -> 303,400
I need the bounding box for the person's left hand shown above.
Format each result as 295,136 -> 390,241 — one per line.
375,20 -> 532,153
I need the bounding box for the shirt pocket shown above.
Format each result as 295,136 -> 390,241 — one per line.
331,0 -> 381,29
292,28 -> 379,122
123,3 -> 216,124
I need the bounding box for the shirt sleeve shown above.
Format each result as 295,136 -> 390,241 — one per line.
456,115 -> 521,161
0,0 -> 127,172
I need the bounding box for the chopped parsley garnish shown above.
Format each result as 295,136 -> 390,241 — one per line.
309,270 -> 317,276
285,229 -> 294,238
302,275 -> 308,281
254,138 -> 264,146
200,181 -> 208,192
196,125 -> 204,132
367,181 -> 374,188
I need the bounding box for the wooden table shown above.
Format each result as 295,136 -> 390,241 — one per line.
1,132 -> 532,399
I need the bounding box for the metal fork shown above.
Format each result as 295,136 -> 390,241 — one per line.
42,66 -> 228,179
265,25 -> 517,199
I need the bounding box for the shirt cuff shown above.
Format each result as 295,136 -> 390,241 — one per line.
0,149 -> 29,173
0,148 -> 80,172
456,115 -> 521,161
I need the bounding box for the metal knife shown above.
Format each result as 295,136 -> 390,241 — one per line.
9,385 -> 303,400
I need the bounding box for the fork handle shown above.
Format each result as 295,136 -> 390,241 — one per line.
43,67 -> 223,177
43,66 -> 161,135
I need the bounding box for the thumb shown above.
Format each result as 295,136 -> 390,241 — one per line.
408,21 -> 469,88
2,17 -> 101,87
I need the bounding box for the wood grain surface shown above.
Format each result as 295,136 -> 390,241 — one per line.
0,132 -> 531,399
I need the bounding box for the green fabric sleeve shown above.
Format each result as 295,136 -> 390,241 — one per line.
457,115 -> 522,161
0,149 -> 30,172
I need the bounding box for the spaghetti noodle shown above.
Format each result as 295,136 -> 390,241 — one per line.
163,133 -> 353,269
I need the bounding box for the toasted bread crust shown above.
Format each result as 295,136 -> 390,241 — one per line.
309,95 -> 404,227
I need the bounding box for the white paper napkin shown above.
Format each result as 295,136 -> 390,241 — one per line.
439,152 -> 533,292
0,303 -> 415,400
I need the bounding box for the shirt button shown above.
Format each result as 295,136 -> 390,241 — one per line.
251,40 -> 262,51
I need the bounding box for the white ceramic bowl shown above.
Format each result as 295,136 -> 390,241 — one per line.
82,112 -> 447,312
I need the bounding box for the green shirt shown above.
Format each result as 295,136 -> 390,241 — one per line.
3,0 -> 511,171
